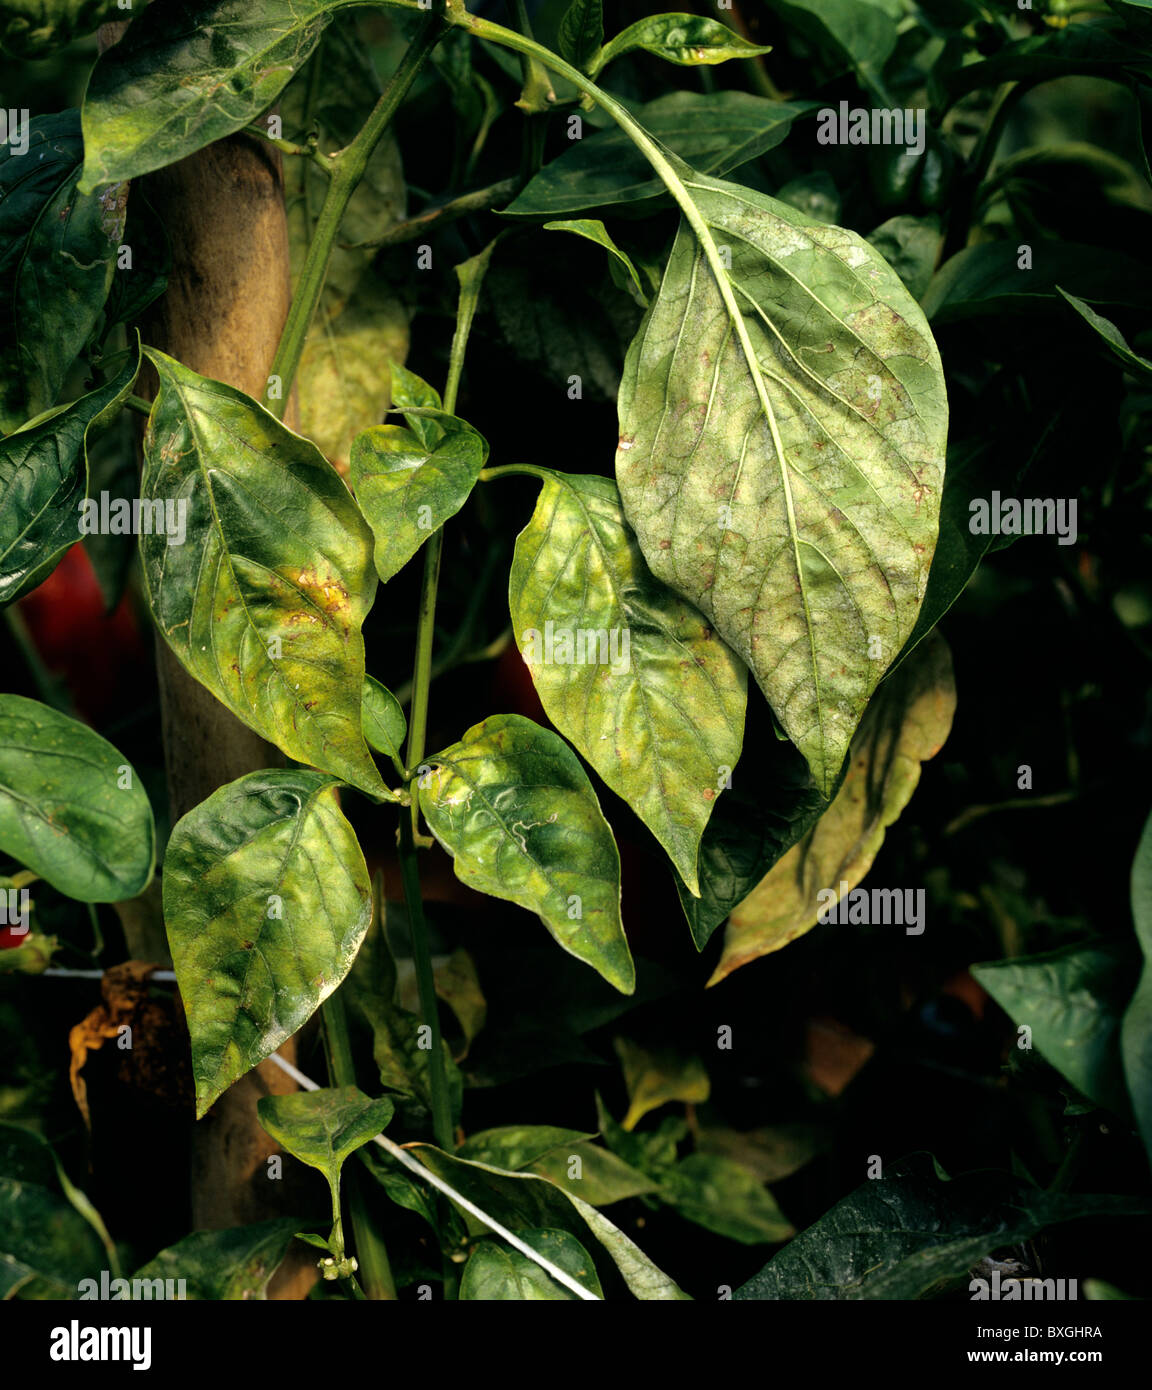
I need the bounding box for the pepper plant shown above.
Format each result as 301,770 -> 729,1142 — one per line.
2,0 -> 1152,1303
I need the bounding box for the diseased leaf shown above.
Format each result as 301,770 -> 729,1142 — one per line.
735,1153 -> 1150,1299
528,1141 -> 660,1205
409,1144 -> 690,1298
140,349 -> 387,799
0,111 -> 126,433
1,349 -> 138,607
616,170 -> 948,794
593,13 -> 770,76
509,470 -> 746,895
350,364 -> 488,584
131,1219 -> 303,1300
1122,805 -> 1152,1166
162,769 -> 372,1117
506,92 -> 814,217
712,635 -> 955,982
362,676 -> 406,760
0,694 -> 155,902
972,940 -> 1132,1115
432,947 -> 486,1056
659,1153 -> 793,1244
78,0 -> 373,191
615,1036 -> 709,1130
557,0 -> 603,72
257,1087 -> 394,1183
458,1126 -> 596,1171
418,713 -> 634,994
461,1227 -> 603,1300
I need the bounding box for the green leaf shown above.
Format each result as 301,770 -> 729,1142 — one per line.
867,215 -> 941,302
432,947 -> 486,1056
344,893 -> 463,1125
676,723 -> 832,949
0,694 -> 155,901
0,111 -> 126,433
544,220 -> 645,300
593,13 -> 770,76
504,91 -> 815,217
1058,287 -> 1152,381
0,1123 -> 109,1299
461,1227 -> 604,1299
712,634 -> 955,982
1122,805 -> 1152,1165
528,1141 -> 659,1206
131,1219 -> 303,1300
772,0 -> 901,82
409,1144 -> 690,1298
935,23 -> 1152,107
162,769 -> 372,1117
257,1087 -> 394,1184
418,713 -> 634,994
509,470 -> 746,895
616,171 -> 948,794
972,940 -> 1132,1115
100,186 -> 170,336
557,0 -> 603,73
735,1153 -> 1151,1299
615,1036 -> 709,1130
139,348 -> 387,800
78,0 -> 368,192
350,364 -> 488,585
1,348 -> 138,607
660,1153 -> 794,1244
458,1126 -> 597,1170
924,241 -> 1152,321
0,0 -> 119,57
361,676 -> 407,760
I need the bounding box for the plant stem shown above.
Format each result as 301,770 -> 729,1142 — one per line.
453,12 -> 797,487
347,177 -> 521,250
125,393 -> 152,418
321,990 -> 398,1299
268,17 -> 444,416
3,606 -> 72,714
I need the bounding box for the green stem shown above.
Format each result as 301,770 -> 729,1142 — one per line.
321,991 -> 398,1300
479,463 -> 553,484
268,17 -> 444,416
452,12 -> 794,483
125,394 -> 152,418
346,177 -> 521,251
4,606 -> 72,714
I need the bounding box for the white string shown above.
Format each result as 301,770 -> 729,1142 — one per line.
40,968 -> 178,980
266,1050 -> 600,1301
